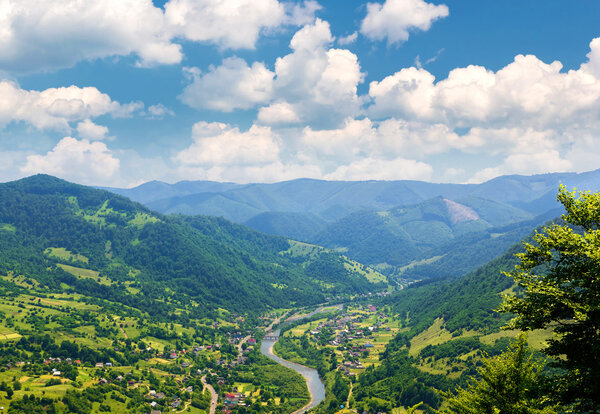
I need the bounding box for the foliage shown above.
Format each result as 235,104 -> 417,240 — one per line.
500,186 -> 600,411
439,335 -> 556,414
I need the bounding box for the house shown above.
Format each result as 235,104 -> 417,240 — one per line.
247,338 -> 256,344
98,378 -> 108,385
155,392 -> 165,400
105,362 -> 112,367
151,410 -> 161,414
169,352 -> 177,359
364,342 -> 374,348
95,362 -> 104,368
369,305 -> 377,312
128,380 -> 136,386
150,401 -> 158,408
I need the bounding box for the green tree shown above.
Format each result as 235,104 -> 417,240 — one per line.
500,186 -> 600,411
440,334 -> 555,414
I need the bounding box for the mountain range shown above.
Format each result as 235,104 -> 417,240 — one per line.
105,170 -> 600,281
106,169 -> 600,223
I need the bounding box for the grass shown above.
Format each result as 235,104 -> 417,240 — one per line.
398,255 -> 445,273
56,264 -> 112,286
343,259 -> 387,284
409,318 -> 477,357
128,212 -> 161,228
45,247 -> 89,264
281,240 -> 323,258
479,328 -> 553,351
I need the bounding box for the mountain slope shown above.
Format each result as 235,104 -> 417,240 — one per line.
244,211 -> 328,241
0,175 -> 386,318
311,196 -> 534,270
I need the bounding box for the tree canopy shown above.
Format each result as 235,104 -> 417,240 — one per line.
500,185 -> 600,411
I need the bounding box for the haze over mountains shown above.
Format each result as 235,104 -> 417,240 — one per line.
108,169 -> 600,223
106,169 -> 600,282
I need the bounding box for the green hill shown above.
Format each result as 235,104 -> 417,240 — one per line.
0,175 -> 386,319
312,196 -> 535,272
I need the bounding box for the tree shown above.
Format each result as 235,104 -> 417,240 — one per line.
439,334 -> 555,414
500,186 -> 600,411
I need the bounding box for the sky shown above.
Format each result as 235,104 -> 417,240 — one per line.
1,0 -> 600,187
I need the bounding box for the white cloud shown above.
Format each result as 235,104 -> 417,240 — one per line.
165,0 -> 285,50
175,121 -> 324,183
0,81 -> 142,131
180,19 -> 365,126
257,101 -> 301,124
267,19 -> 364,125
338,32 -> 358,46
20,137 -> 120,185
147,104 -> 175,119
369,40 -> 600,129
76,119 -> 109,141
176,122 -> 281,167
325,157 -> 433,181
0,0 -> 318,72
284,0 -> 323,26
0,0 -> 181,71
468,150 -> 572,184
179,57 -> 274,112
360,0 -> 449,45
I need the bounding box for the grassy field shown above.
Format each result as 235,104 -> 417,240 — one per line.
56,263 -> 112,286
45,247 -> 89,264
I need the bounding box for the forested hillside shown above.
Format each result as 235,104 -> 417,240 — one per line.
0,175 -> 386,318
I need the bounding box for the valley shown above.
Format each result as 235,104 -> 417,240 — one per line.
0,174 -> 599,413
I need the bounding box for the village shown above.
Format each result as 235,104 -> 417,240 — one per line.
280,304 -> 402,377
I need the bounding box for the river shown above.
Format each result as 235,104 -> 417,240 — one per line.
260,306 -> 340,413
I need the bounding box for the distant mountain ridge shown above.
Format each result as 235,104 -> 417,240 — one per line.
106,170 -> 600,223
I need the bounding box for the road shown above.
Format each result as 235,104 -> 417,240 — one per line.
237,335 -> 251,356
201,375 -> 218,414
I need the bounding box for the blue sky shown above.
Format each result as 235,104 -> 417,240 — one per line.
1,0 -> 599,186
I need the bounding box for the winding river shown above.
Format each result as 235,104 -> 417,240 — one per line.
260,306 -> 340,413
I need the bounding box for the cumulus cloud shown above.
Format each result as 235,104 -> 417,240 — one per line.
360,0 -> 449,45
176,122 -> 282,168
164,0 -> 286,50
179,57 -> 274,112
325,157 -> 433,181
0,0 -> 319,72
20,137 -> 120,185
257,101 -> 301,124
175,121 -> 324,183
180,19 -> 364,126
268,19 -> 364,125
0,0 -> 181,71
0,81 -> 142,131
368,40 -> 600,129
284,0 -> 323,26
76,119 -> 109,140
361,36 -> 600,181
